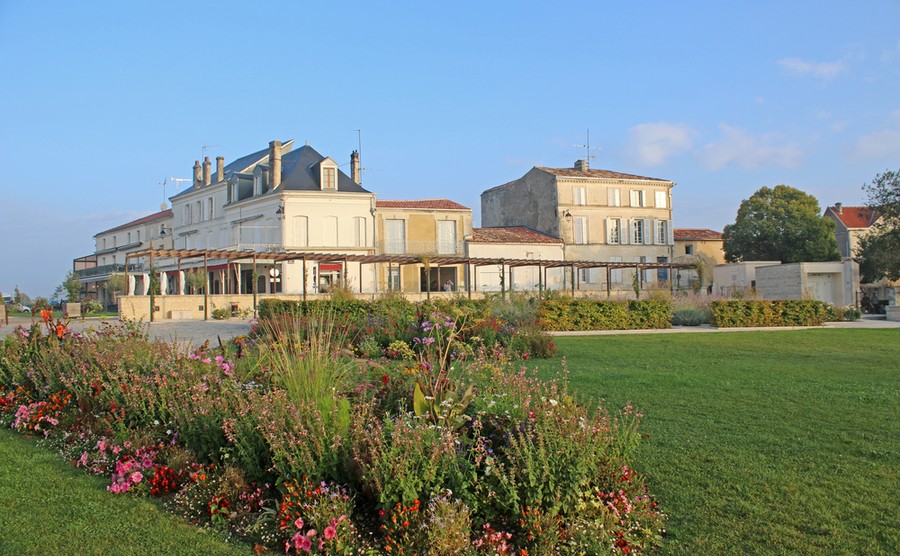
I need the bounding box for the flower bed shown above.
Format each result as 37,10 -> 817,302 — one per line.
0,313 -> 666,554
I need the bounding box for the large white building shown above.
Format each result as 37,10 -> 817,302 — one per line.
164,140 -> 376,294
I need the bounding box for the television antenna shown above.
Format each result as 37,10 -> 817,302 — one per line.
572,129 -> 601,168
201,144 -> 220,160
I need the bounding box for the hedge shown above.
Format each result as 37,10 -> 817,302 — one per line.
537,299 -> 672,331
710,299 -> 837,327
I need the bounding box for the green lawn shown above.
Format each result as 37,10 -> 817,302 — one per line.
531,329 -> 899,555
0,428 -> 251,556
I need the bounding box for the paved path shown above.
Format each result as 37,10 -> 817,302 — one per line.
0,316 -> 254,349
2,315 -> 896,349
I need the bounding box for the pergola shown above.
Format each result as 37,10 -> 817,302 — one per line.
125,248 -> 696,320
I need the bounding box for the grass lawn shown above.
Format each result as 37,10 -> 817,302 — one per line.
531,329 -> 899,555
0,428 -> 250,556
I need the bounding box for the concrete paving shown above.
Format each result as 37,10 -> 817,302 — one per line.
1,314 -> 896,349
0,316 -> 255,349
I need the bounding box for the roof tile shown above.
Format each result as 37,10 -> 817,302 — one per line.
674,228 -> 722,241
376,199 -> 470,210
827,206 -> 878,229
470,227 -> 563,244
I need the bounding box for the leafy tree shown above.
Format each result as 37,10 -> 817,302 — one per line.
62,271 -> 82,302
723,185 -> 840,263
856,169 -> 900,282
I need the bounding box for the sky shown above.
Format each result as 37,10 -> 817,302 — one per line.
1,1 -> 899,298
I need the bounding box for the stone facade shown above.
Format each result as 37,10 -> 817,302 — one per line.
481,161 -> 675,290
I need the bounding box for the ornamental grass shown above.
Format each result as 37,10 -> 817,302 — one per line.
0,313 -> 665,554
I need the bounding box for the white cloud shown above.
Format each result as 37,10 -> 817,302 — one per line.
700,124 -> 803,170
626,122 -> 697,166
881,42 -> 900,62
849,109 -> 900,160
851,129 -> 900,160
777,57 -> 846,79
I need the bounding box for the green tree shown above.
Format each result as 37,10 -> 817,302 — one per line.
723,185 -> 840,263
62,271 -> 82,302
856,169 -> 900,282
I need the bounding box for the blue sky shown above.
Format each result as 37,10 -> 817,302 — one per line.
2,1 -> 899,298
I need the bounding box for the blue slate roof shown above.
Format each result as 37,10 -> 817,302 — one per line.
170,140 -> 370,200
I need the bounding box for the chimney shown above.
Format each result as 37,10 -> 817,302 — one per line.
202,156 -> 211,186
193,160 -> 202,188
575,159 -> 589,172
269,140 -> 282,189
351,150 -> 361,184
834,202 -> 842,214
216,156 -> 224,182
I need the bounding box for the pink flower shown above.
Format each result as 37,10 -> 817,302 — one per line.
129,471 -> 143,484
294,517 -> 304,530
323,525 -> 336,540
142,457 -> 154,468
292,532 -> 312,552
96,439 -> 108,452
112,445 -> 122,455
78,452 -> 89,467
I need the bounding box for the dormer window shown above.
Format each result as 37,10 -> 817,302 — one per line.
320,158 -> 338,190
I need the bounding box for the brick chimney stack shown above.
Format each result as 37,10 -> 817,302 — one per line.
574,159 -> 589,172
202,157 -> 211,186
193,160 -> 202,188
216,156 -> 224,182
351,150 -> 361,184
270,140 -> 282,189
834,202 -> 843,213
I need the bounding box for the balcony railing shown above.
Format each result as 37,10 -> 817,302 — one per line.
74,263 -> 145,279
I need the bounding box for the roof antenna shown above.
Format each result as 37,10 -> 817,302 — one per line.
201,144 -> 220,160
572,129 -> 601,169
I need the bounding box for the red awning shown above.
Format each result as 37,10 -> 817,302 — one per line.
319,263 -> 343,271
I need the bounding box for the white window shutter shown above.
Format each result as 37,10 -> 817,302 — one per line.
668,220 -> 675,245
608,188 -> 619,206
652,219 -> 659,244
605,218 -> 613,244
621,220 -> 630,244
644,219 -> 652,245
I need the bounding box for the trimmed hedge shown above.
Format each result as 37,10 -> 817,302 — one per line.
710,299 -> 837,327
537,299 -> 672,331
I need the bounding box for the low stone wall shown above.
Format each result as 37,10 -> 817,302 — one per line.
886,305 -> 900,322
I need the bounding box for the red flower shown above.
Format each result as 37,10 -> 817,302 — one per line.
382,373 -> 389,387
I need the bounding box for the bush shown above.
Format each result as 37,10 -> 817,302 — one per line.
537,298 -> 672,331
671,308 -> 707,326
710,299 -> 836,327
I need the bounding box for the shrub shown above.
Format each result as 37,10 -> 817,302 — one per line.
710,299 -> 836,327
538,298 -> 672,331
672,308 -> 707,326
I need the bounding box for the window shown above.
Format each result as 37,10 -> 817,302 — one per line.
685,244 -> 694,255
207,198 -> 214,220
127,232 -> 131,244
136,230 -> 140,242
608,188 -> 621,207
322,167 -> 336,190
387,267 -> 401,291
184,205 -> 192,225
112,236 -> 117,248
437,220 -> 457,254
632,219 -> 644,244
293,216 -> 308,247
657,256 -> 669,282
385,219 -> 406,254
655,190 -> 667,209
574,216 -> 588,244
578,268 -> 595,283
574,186 -> 586,206
610,256 -> 623,284
630,190 -> 645,207
606,218 -> 621,244
656,220 -> 668,244
196,200 -> 203,221
354,217 -> 367,247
